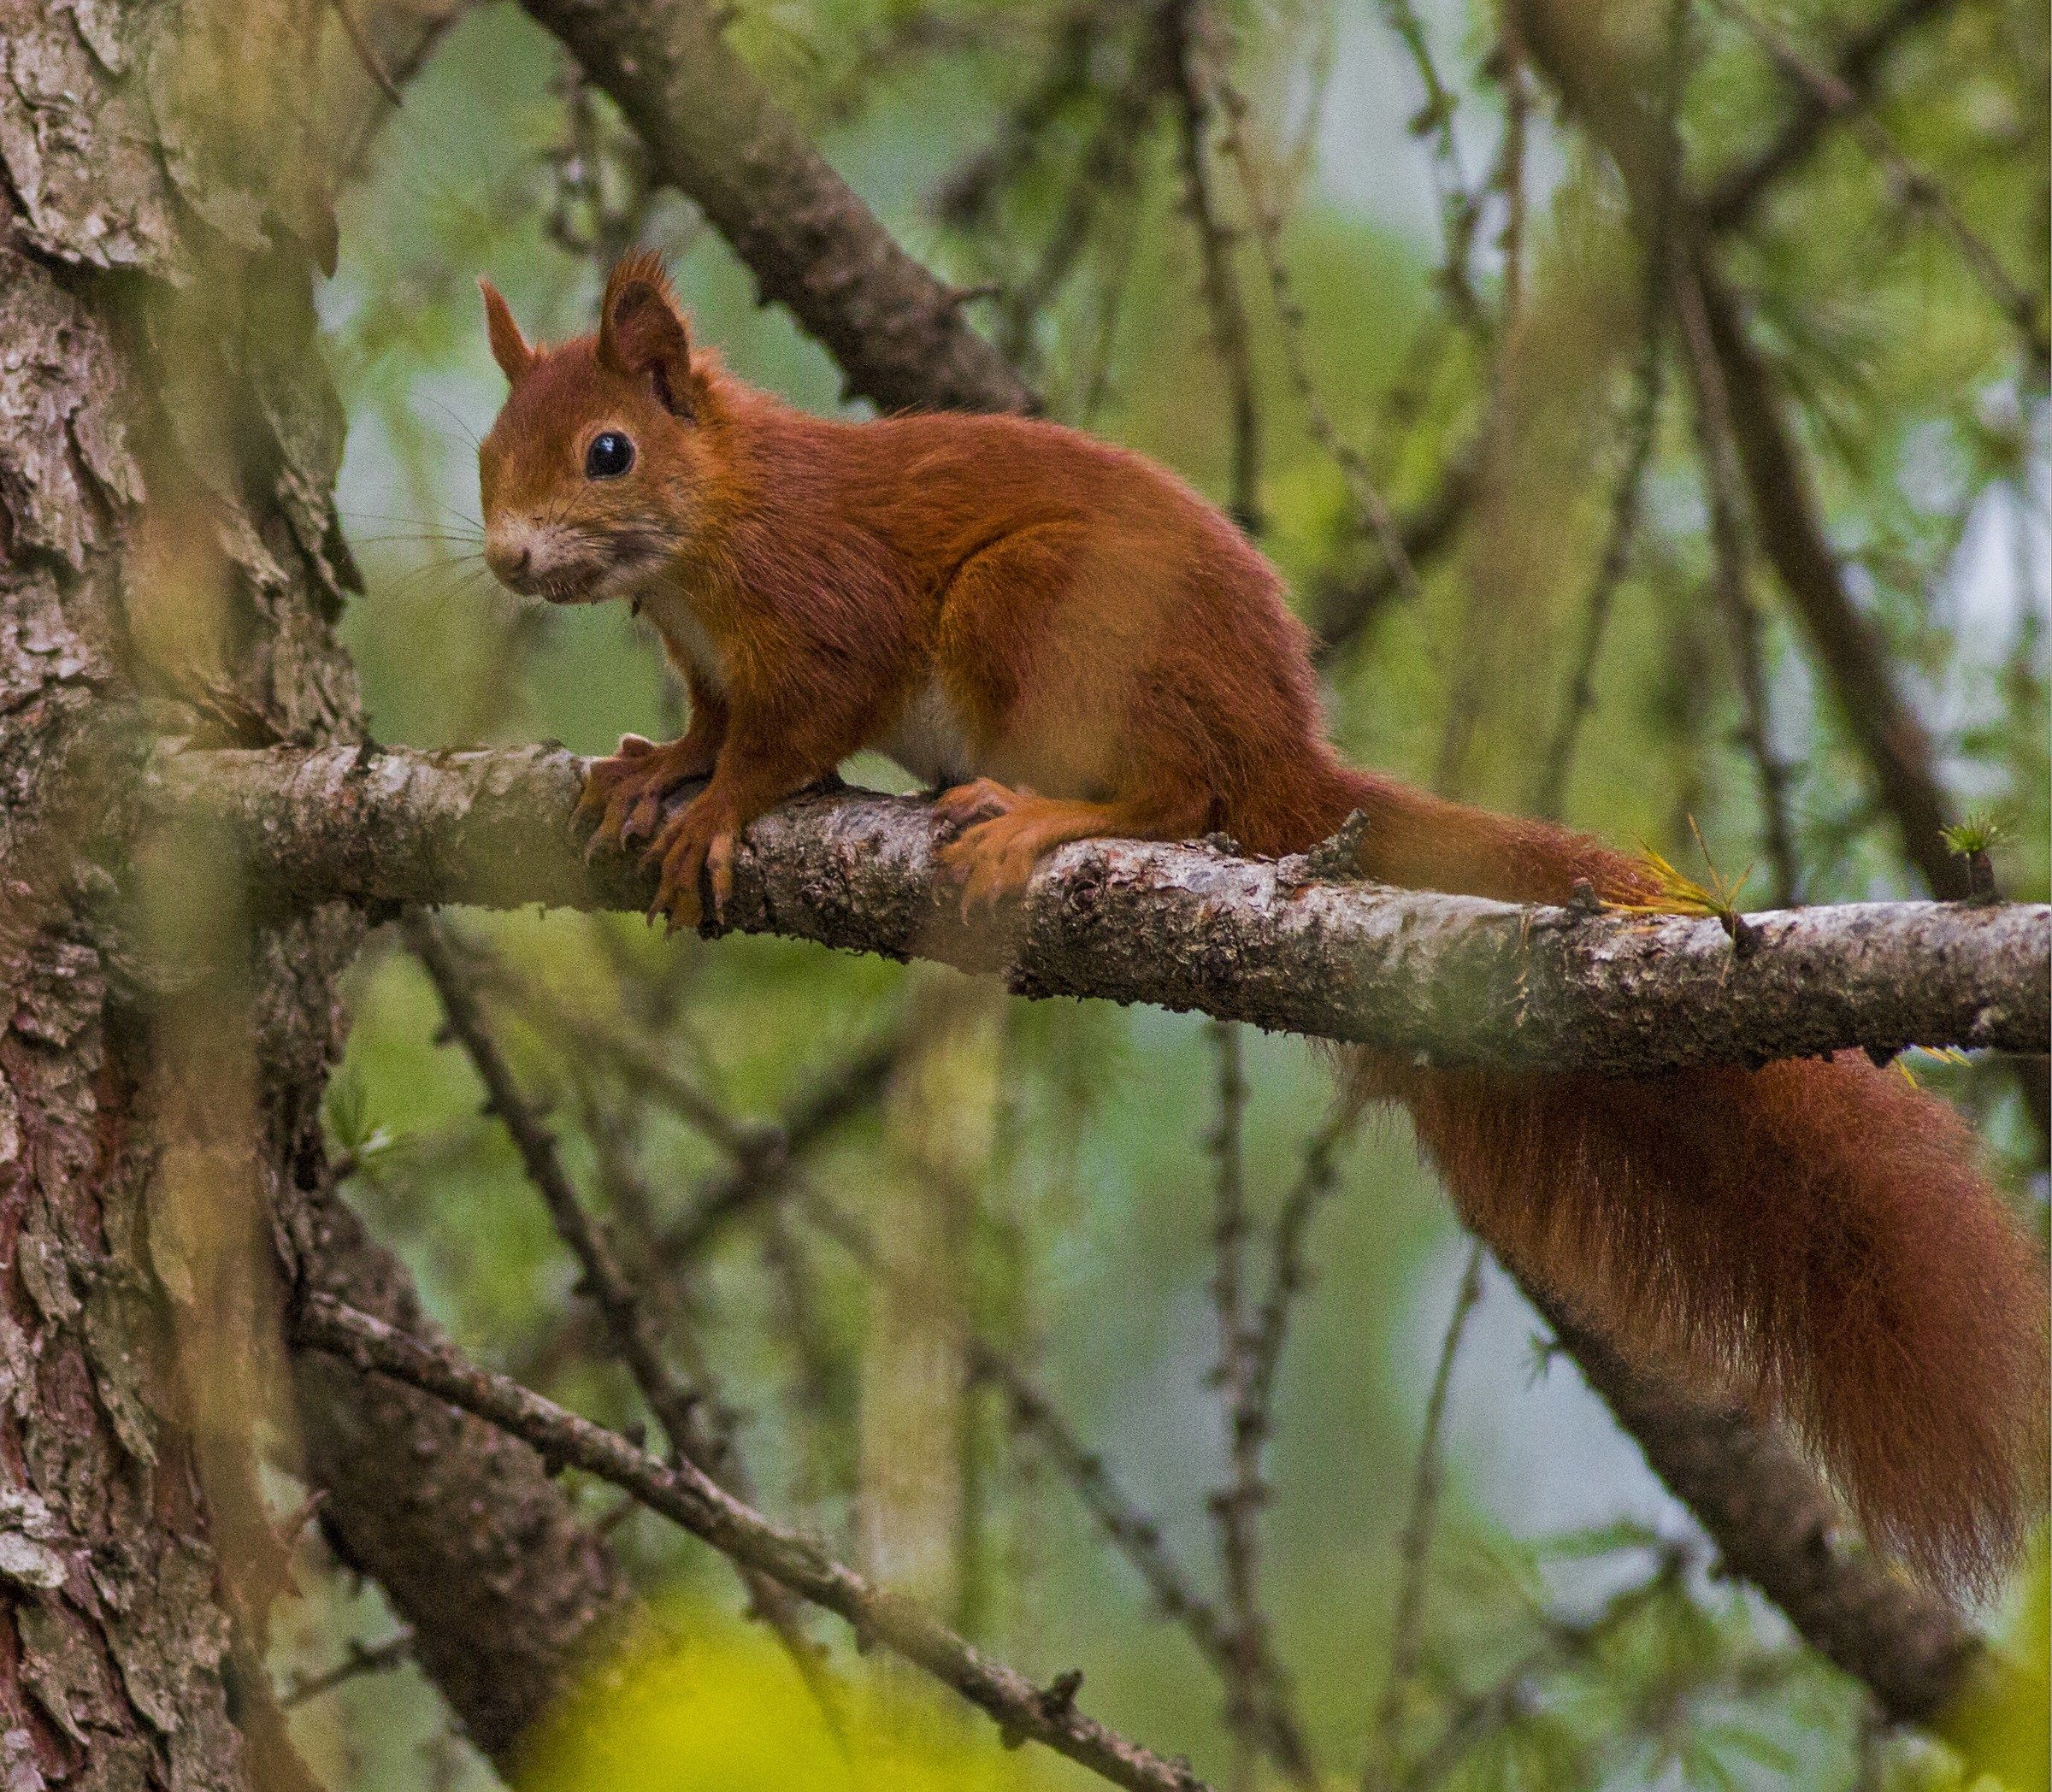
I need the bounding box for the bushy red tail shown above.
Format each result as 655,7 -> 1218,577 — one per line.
1291,762 -> 2049,1590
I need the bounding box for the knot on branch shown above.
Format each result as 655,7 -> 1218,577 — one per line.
1297,809 -> 1372,883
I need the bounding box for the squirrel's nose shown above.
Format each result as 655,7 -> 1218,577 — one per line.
485,532 -> 536,589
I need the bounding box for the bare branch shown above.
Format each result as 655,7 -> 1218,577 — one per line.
1169,3 -> 1264,535
1243,1104 -> 1362,1428
279,1630 -> 416,1709
156,744 -> 2051,1073
296,1294 -> 1221,1792
1200,1023 -> 1311,1786
1363,1245 -> 1485,1789
515,0 -> 1031,415
1530,1292 -> 1990,1725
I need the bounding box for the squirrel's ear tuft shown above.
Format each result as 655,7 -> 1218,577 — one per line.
480,279 -> 534,384
598,252 -> 700,420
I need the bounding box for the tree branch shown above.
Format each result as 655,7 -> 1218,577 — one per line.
295,1294 -> 1218,1792
287,1180 -> 637,1768
153,743 -> 2049,1073
1699,0 -> 1959,233
1530,1292 -> 1987,1725
514,0 -> 1031,416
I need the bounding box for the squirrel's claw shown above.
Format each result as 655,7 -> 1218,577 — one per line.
643,796 -> 738,936
939,816 -> 1040,920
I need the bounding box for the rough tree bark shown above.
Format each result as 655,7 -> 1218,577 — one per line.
0,0 -> 626,1779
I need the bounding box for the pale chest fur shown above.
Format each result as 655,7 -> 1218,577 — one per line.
873,675 -> 979,787
641,589 -> 726,696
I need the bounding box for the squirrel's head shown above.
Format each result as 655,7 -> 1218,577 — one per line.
477,253 -> 722,607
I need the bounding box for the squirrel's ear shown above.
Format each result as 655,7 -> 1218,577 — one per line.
598,251 -> 699,420
479,280 -> 534,384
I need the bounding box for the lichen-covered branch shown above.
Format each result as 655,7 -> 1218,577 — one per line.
296,1294 -> 1217,1792
152,743 -> 2049,1074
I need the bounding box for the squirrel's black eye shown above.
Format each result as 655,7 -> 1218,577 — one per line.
585,432 -> 634,480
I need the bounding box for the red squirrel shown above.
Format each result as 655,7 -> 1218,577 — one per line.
476,252 -> 2047,1591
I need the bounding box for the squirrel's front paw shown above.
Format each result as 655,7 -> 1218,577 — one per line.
642,796 -> 738,933
577,734 -> 714,858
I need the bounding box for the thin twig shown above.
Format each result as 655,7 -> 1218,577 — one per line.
1363,1243 -> 1486,1791
1530,0 -> 1690,821
1244,1101 -> 1363,1430
1529,327 -> 1668,819
660,1023 -> 906,1262
572,1083 -> 752,1477
1494,26 -> 1532,330
1203,1021 -> 1291,1789
1372,0 -> 1486,332
1216,76 -> 1424,605
1168,2 -> 1263,534
977,1353 -> 1233,1671
278,1630 -> 415,1709
296,1294 -> 1220,1792
405,917 -> 711,1462
1308,447 -> 1480,660
1674,274 -> 1804,906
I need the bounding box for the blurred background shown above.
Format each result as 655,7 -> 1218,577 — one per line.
289,1 -> 2048,1783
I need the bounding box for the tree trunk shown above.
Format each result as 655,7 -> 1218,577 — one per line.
0,0 -> 624,1779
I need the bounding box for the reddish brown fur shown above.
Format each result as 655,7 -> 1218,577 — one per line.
478,257 -> 2049,1590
